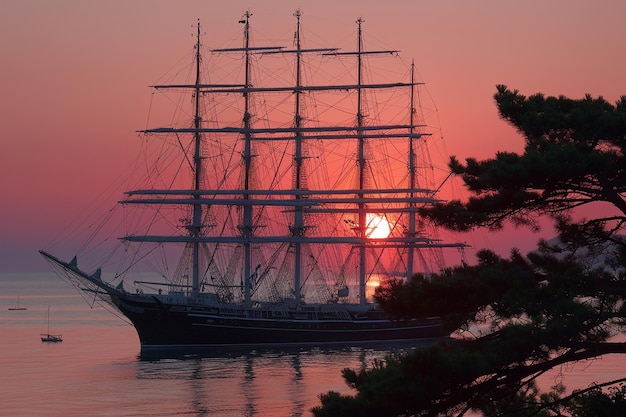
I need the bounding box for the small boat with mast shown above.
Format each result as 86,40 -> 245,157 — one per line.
40,11 -> 466,349
8,296 -> 27,311
41,306 -> 62,343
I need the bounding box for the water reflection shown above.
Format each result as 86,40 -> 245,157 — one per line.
243,355 -> 257,417
134,342 -> 429,417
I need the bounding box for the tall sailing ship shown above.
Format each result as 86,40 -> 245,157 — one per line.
40,12 -> 466,349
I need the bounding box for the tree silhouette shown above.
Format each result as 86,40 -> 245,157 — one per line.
312,86 -> 626,416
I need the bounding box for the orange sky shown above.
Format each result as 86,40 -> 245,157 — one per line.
2,0 -> 626,272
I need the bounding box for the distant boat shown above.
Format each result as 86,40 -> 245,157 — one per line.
40,306 -> 62,343
8,297 -> 27,311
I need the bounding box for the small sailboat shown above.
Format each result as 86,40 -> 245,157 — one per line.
8,296 -> 27,311
40,306 -> 63,342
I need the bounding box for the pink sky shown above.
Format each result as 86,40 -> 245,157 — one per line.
2,0 -> 625,273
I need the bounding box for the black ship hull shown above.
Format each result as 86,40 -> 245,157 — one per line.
111,294 -> 444,348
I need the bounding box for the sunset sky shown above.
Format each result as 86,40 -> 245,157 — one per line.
2,0 -> 626,273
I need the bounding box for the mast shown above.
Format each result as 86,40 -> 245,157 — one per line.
191,19 -> 203,298
333,17 -> 407,303
292,9 -> 304,304
356,17 -> 367,305
206,12 -> 284,309
258,10 -> 338,306
242,11 -> 253,309
407,60 -> 418,279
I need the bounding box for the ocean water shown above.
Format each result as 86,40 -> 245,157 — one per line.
0,273 -> 429,417
2,273 -> 625,417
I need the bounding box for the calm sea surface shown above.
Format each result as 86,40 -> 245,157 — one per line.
2,273 -> 625,417
0,273 -> 431,417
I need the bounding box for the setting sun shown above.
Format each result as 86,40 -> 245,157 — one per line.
366,214 -> 391,239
